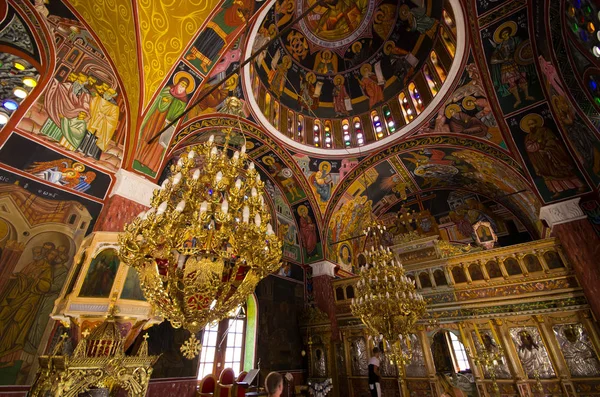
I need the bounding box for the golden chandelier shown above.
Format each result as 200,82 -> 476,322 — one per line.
119,131 -> 282,358
350,223 -> 426,365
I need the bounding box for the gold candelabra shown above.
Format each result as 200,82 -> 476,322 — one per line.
119,130 -> 282,358
350,222 -> 427,395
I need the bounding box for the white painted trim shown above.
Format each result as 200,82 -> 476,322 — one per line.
538,198 -> 587,229
110,169 -> 158,207
242,0 -> 468,156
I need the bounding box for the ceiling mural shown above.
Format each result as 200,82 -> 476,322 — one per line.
415,54 -> 507,149
15,3 -> 126,172
2,0 -> 600,273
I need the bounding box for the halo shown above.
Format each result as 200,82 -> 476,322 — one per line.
333,74 -> 345,85
351,41 -> 362,53
72,162 -> 86,172
383,41 -> 395,55
262,155 -> 275,166
445,104 -> 461,119
493,21 -> 517,43
519,113 -> 544,133
306,72 -> 316,84
462,96 -> 476,110
297,205 -> 308,216
319,161 -> 331,172
174,71 -> 196,94
360,63 -> 372,76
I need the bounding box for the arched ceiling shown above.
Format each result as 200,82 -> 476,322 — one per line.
2,0 -> 600,268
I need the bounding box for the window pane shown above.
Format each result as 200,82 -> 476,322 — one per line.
234,347 -> 242,361
225,347 -> 234,362
207,330 -> 218,347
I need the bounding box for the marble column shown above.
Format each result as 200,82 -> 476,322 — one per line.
94,169 -> 158,232
539,198 -> 600,322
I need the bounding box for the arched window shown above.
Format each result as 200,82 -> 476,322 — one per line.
398,92 -> 413,123
353,117 -> 364,145
272,101 -> 280,129
342,119 -> 351,147
423,65 -> 439,96
264,93 -> 271,119
371,110 -> 384,139
430,51 -> 447,82
313,119 -> 321,147
287,110 -> 295,138
440,27 -> 456,58
336,287 -> 345,301
544,251 -> 565,269
408,82 -> 424,114
419,272 -> 432,288
324,121 -> 333,148
452,267 -> 467,283
382,105 -> 395,133
297,115 -> 305,141
197,295 -> 257,379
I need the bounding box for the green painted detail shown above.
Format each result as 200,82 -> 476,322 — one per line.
243,294 -> 257,372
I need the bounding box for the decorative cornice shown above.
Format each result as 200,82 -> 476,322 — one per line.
310,261 -> 337,278
538,198 -> 586,229
110,169 -> 158,207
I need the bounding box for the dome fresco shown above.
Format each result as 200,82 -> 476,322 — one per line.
245,0 -> 460,150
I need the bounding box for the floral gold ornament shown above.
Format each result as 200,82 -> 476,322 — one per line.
350,222 -> 426,394
119,130 -> 282,357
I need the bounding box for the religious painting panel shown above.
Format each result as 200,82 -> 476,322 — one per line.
509,327 -> 556,379
78,248 -> 120,298
120,266 -> 146,301
553,323 -> 600,378
256,150 -> 306,204
294,154 -> 344,214
471,330 -> 511,379
292,201 -> 322,263
506,103 -> 590,202
0,133 -> 111,199
403,334 -> 427,378
419,57 -> 506,148
0,167 -> 101,385
275,262 -> 304,282
480,9 -> 544,115
183,0 -> 258,74
327,194 -> 372,265
349,335 -> 369,376
16,5 -> 127,173
276,212 -> 302,264
252,0 -> 446,119
133,62 -> 203,177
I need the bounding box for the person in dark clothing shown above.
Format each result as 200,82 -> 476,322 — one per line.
368,346 -> 382,397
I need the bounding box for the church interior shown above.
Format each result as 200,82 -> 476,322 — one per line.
2,0 -> 600,396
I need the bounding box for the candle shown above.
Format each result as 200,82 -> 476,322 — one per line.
175,200 -> 186,212
188,150 -> 196,159
200,201 -> 208,214
241,144 -> 246,154
192,169 -> 200,180
172,172 -> 182,185
233,151 -> 240,161
242,206 -> 250,223
235,179 -> 242,190
255,213 -> 261,227
266,223 -> 274,235
215,171 -> 223,184
208,135 -> 214,144
221,199 -> 229,214
248,162 -> 255,171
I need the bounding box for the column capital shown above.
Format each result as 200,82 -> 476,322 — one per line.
110,169 -> 159,207
310,261 -> 337,277
538,198 -> 586,229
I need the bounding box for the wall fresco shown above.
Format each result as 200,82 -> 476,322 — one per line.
0,133 -> 111,199
16,3 -> 126,173
292,200 -> 322,263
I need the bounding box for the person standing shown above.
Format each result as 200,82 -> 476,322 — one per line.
368,347 -> 382,397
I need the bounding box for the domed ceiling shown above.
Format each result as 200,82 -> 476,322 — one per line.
245,0 -> 464,151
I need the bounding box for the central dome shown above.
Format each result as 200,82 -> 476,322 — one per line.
243,0 -> 466,153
